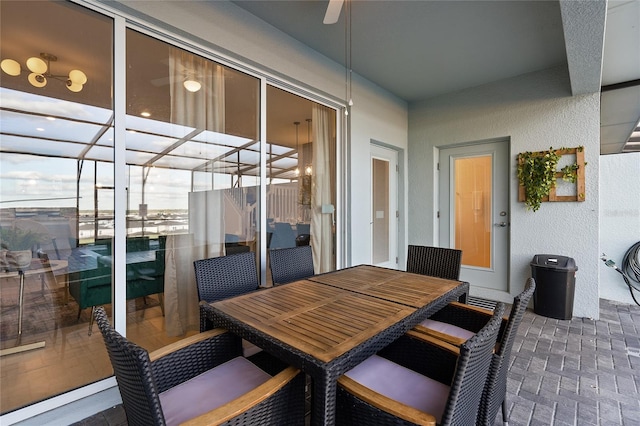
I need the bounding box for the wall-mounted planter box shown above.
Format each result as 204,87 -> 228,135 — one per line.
518,147 -> 586,204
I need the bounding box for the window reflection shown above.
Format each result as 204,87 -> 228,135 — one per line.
0,0 -> 114,413
0,1 -> 338,416
124,30 -> 262,339
265,87 -> 337,277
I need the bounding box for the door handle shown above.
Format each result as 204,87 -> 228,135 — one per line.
494,222 -> 508,227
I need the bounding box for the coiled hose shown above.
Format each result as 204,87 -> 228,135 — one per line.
602,241 -> 640,306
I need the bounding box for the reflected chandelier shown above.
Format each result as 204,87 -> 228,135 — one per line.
1,52 -> 87,93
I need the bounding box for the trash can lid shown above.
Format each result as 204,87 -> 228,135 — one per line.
530,254 -> 578,271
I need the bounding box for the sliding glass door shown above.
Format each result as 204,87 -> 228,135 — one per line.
0,0 -> 114,412
124,29 -> 261,339
265,86 -> 337,282
0,0 -> 339,416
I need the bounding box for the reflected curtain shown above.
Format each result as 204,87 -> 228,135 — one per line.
188,190 -> 224,258
169,48 -> 225,131
311,104 -> 335,273
164,234 -> 203,336
165,49 -> 226,335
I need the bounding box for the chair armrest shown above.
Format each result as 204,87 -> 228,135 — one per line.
337,375 -> 436,426
411,324 -> 468,347
404,329 -> 461,355
429,301 -> 494,333
182,366 -> 302,426
448,301 -> 492,314
149,329 -> 228,361
150,329 -> 243,392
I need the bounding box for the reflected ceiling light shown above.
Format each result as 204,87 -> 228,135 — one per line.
183,79 -> 201,92
0,53 -> 87,93
28,72 -> 47,88
140,111 -> 151,117
1,59 -> 21,76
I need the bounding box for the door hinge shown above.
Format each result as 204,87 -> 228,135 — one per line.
437,162 -> 440,171
437,211 -> 440,218
396,210 -> 399,218
396,164 -> 399,172
396,257 -> 398,264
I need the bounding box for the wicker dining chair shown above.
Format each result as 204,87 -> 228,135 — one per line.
94,307 -> 305,426
193,251 -> 269,360
269,246 -> 314,286
336,302 -> 505,425
414,278 -> 536,426
194,252 -> 259,331
406,245 -> 462,280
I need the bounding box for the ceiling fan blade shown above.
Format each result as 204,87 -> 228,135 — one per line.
151,76 -> 171,87
323,0 -> 344,24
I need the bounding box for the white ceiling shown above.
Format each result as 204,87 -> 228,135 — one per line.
600,0 -> 640,154
232,0 -> 640,154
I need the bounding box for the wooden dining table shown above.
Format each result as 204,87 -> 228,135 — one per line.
205,264 -> 469,426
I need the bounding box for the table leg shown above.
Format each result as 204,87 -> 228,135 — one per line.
17,271 -> 25,341
0,271 -> 46,357
311,371 -> 336,426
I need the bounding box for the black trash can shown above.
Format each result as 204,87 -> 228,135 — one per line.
530,254 -> 578,320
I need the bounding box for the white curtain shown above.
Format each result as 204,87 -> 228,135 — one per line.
188,190 -> 225,257
311,104 -> 336,273
164,49 -> 226,336
163,234 -> 203,336
164,188 -> 225,336
169,48 -> 225,130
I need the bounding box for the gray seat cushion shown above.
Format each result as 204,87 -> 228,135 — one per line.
419,318 -> 476,341
159,356 -> 271,425
344,354 -> 450,423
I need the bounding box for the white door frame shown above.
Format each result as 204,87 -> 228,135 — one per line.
370,143 -> 399,268
438,139 -> 510,296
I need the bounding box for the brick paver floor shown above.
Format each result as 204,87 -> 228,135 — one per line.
501,299 -> 640,426
73,298 -> 640,426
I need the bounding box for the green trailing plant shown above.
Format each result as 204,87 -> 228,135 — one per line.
560,163 -> 579,183
560,146 -> 586,184
517,147 -> 560,212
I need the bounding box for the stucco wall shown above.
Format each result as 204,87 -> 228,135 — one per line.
408,66 -> 600,319
599,152 -> 640,304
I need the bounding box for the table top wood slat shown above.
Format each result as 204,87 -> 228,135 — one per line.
219,281 -> 347,325
309,264 -> 462,308
210,280 -> 417,363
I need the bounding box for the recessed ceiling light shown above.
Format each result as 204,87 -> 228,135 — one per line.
141,111 -> 151,117
46,116 -> 55,121
36,127 -> 44,131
